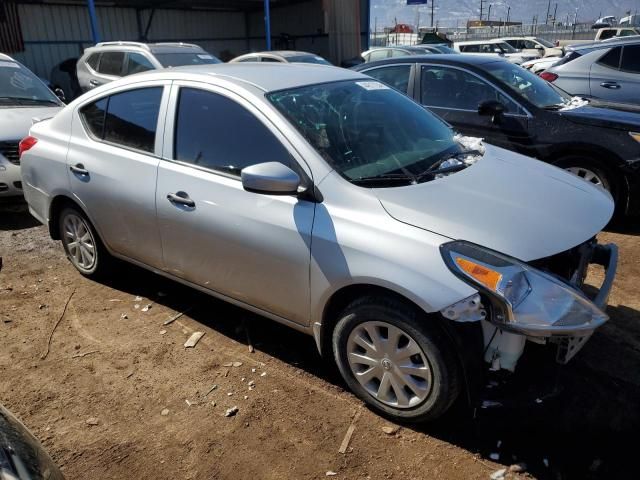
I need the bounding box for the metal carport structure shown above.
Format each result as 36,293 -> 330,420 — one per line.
2,0 -> 369,78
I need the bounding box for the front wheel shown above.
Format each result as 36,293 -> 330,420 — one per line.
332,296 -> 461,422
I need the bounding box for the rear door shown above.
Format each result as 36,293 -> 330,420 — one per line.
156,82 -> 315,325
67,80 -> 170,268
89,51 -> 125,89
588,46 -> 638,102
417,64 -> 530,150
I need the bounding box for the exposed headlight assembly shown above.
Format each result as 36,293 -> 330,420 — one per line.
440,241 -> 608,337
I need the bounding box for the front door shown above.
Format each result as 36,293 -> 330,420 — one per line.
67,81 -> 169,268
156,83 -> 315,325
417,65 -> 531,152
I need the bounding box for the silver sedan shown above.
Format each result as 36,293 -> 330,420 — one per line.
20,64 -> 617,422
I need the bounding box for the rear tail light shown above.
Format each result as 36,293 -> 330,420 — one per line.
540,72 -> 558,82
19,136 -> 37,157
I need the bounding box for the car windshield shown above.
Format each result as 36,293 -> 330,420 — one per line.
535,37 -> 555,48
0,60 -> 60,106
287,55 -> 331,65
484,60 -> 571,108
268,80 -> 464,186
154,52 -> 221,67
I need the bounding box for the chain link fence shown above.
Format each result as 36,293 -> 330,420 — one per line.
370,23 -> 596,47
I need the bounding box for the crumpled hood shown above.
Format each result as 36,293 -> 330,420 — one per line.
0,106 -> 61,141
375,145 -> 614,261
560,101 -> 640,131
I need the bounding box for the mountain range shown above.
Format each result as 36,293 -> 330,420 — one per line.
370,0 -> 640,29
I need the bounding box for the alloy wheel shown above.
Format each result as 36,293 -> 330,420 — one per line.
62,213 -> 97,272
346,321 -> 433,409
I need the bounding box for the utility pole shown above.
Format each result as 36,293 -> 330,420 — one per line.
552,3 -> 557,27
487,3 -> 492,23
430,0 -> 435,27
480,0 -> 486,22
506,5 -> 510,24
545,0 -> 551,24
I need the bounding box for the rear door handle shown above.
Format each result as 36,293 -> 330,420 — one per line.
167,192 -> 195,208
70,163 -> 89,175
89,79 -> 100,87
600,82 -> 621,89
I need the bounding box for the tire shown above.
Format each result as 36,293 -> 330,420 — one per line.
555,156 -> 619,197
332,295 -> 461,423
58,207 -> 113,278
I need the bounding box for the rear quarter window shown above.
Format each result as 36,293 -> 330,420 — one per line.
79,87 -> 163,153
597,46 -> 622,69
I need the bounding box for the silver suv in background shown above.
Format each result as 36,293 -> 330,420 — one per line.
542,38 -> 640,103
76,41 -> 221,93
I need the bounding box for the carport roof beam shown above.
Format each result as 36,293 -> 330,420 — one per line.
86,0 -> 101,44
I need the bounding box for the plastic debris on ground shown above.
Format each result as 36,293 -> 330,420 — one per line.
184,331 -> 205,348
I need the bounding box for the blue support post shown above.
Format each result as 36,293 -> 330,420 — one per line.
264,0 -> 271,50
87,0 -> 101,44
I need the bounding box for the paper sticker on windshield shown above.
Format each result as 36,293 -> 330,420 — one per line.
356,81 -> 389,91
0,61 -> 20,69
197,54 -> 213,59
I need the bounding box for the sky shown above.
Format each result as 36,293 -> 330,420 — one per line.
370,0 -> 640,29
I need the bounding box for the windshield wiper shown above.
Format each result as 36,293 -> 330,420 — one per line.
414,149 -> 482,181
351,173 -> 416,186
542,104 -> 564,110
0,97 -> 59,105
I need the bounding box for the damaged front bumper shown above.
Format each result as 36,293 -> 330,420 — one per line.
441,240 -> 618,366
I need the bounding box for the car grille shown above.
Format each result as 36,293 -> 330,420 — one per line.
0,141 -> 20,165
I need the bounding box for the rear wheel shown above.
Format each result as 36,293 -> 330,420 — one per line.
332,296 -> 461,422
58,207 -> 112,278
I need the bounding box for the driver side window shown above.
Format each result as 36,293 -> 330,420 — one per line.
420,66 -> 522,114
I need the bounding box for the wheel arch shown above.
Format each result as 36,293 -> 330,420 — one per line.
318,283 -> 482,407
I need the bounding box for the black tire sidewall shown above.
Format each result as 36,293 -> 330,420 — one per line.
332,299 -> 459,423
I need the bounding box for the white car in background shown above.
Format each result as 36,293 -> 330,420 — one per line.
500,36 -> 564,57
0,54 -> 63,201
453,39 -> 538,64
521,56 -> 563,74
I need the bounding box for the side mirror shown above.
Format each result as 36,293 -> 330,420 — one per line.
53,87 -> 66,102
478,100 -> 506,123
241,162 -> 301,196
536,45 -> 545,50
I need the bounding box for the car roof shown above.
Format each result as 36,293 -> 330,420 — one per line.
238,50 -> 317,58
354,53 -> 501,69
127,63 -> 364,92
0,53 -> 15,62
569,37 -> 640,50
498,36 -> 536,40
85,41 -> 206,54
455,39 -> 505,45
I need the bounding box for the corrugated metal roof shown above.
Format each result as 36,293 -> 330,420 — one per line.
15,1 -> 308,12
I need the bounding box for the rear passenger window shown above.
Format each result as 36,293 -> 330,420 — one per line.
368,49 -> 389,61
364,65 -> 411,93
173,87 -> 293,175
80,97 -> 108,137
86,54 -> 100,71
98,52 -> 124,76
597,47 -> 621,69
621,45 -> 640,73
80,87 -> 162,153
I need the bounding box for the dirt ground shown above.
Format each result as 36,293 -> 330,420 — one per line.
1,204 -> 639,480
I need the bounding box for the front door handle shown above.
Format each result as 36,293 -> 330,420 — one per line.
167,191 -> 195,208
70,163 -> 89,175
600,82 -> 621,89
